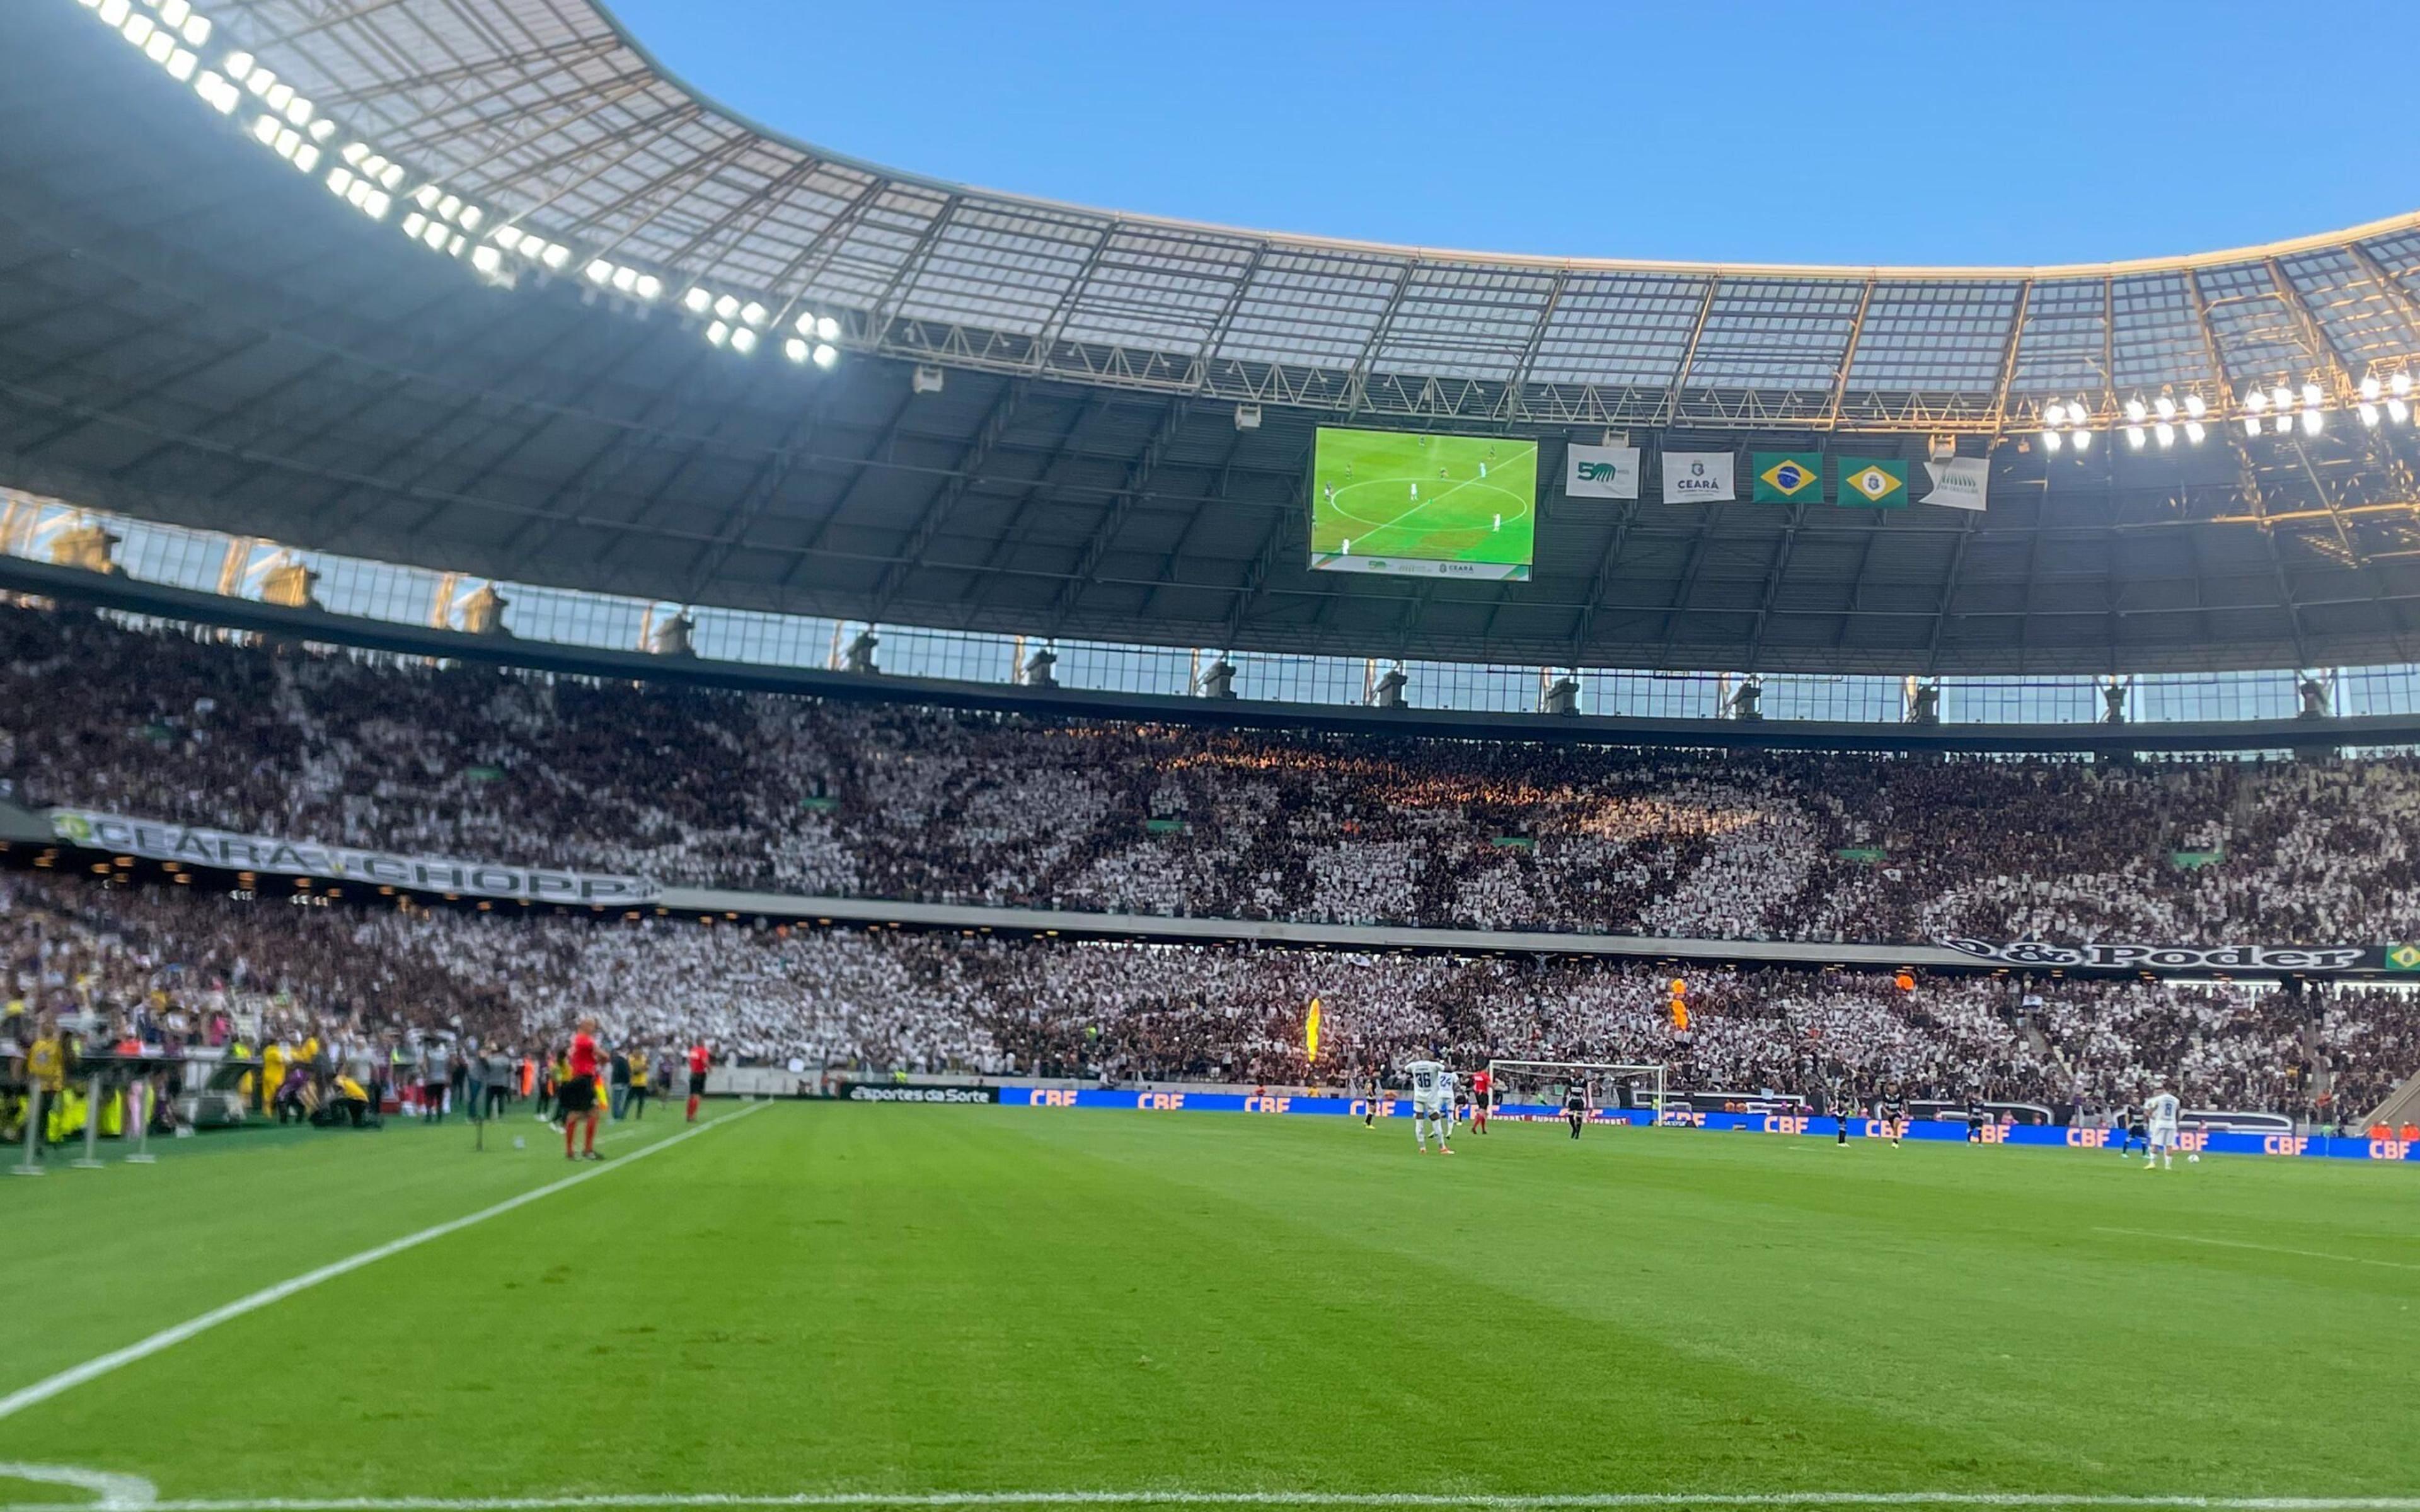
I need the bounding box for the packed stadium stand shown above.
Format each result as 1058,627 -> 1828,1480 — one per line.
7,604 -> 2420,948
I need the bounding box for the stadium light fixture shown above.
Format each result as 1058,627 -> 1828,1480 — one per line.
706,321 -> 730,348
2153,395 -> 2176,422
812,342 -> 839,369
222,49 -> 253,81
2041,428 -> 2063,452
2391,399 -> 2411,425
2043,401 -> 2066,427
2361,402 -> 2380,427
730,326 -> 758,355
2270,384 -> 2293,411
2153,422 -> 2174,449
470,244 -> 502,276
816,314 -> 840,342
783,337 -> 809,364
2124,426 -> 2146,449
2124,398 -> 2147,425
2183,393 -> 2206,420
2301,381 -> 2324,410
2300,409 -> 2324,437
2072,427 -> 2092,452
713,294 -> 740,322
2244,388 -> 2267,414
2361,375 -> 2383,402
2242,415 -> 2262,437
2395,372 -> 2414,398
683,287 -> 713,316
2184,421 -> 2206,445
97,0 -> 127,25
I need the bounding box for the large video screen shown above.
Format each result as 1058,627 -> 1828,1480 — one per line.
1308,427 -> 1536,581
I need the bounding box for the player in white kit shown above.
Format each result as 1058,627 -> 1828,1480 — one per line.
2144,1084 -> 2182,1170
1404,1057 -> 1453,1155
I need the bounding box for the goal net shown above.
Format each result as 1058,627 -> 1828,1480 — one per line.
1486,1060 -> 1668,1120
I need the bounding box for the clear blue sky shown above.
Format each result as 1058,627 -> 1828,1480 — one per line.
605,0 -> 2420,267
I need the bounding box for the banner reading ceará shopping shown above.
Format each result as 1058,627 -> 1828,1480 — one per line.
1937,936 -> 2373,973
47,808 -> 661,905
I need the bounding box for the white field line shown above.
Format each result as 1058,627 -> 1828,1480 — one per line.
0,1465 -> 155,1508
6,1491 -> 2420,1512
2090,1227 -> 2420,1273
0,1104 -> 767,1424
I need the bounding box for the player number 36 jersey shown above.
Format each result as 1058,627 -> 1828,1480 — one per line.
1405,1060 -> 1446,1100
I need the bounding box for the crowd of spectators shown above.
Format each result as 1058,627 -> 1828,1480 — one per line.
10,604 -> 2420,948
5,869 -> 2412,1123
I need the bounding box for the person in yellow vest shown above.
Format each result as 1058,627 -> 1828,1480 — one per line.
626,1048 -> 651,1120
262,1039 -> 287,1116
328,1072 -> 372,1128
26,1016 -> 71,1148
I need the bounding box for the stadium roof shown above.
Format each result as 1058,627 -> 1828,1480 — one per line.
8,0 -> 2420,675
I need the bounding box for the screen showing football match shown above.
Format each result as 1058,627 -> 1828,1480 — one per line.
1308,427 -> 1537,581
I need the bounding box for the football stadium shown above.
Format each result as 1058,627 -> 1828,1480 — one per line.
4,1 -> 2420,1509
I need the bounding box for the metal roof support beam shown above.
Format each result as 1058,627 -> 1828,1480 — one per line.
867,381 -> 1023,619
1047,398 -> 1189,634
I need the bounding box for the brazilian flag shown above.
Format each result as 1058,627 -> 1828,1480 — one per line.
1752,452 -> 1823,504
1838,456 -> 1910,508
2385,943 -> 2420,972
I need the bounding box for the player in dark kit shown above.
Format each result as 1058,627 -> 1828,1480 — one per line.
1564,1081 -> 1589,1140
561,1018 -> 603,1161
1877,1087 -> 1906,1147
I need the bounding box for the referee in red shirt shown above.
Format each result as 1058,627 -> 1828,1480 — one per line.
562,1018 -> 604,1160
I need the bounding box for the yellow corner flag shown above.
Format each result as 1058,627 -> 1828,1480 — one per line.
1305,998 -> 1322,1064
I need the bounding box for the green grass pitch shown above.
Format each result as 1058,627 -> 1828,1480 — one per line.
1309,428 -> 1536,569
3,1104 -> 2417,1509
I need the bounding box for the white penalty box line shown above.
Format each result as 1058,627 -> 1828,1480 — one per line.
6,1491 -> 2420,1511
0,1103 -> 769,1426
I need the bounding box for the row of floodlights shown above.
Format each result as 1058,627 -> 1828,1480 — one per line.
2038,371 -> 2418,453
72,0 -> 850,371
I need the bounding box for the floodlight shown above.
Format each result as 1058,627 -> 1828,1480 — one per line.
2043,401 -> 2066,426
144,30 -> 175,64
633,275 -> 662,301
222,49 -> 253,81
706,321 -> 730,347
2274,413 -> 2291,434
2153,396 -> 2175,421
540,243 -> 569,269
611,266 -> 637,294
292,143 -> 318,174
471,244 -> 502,275
740,301 -> 767,328
2395,372 -> 2414,398
816,315 -> 840,341
493,226 -> 523,250
713,294 -> 740,321
2300,408 -> 2323,436
2361,375 -> 2383,401
683,288 -> 713,315
165,47 -> 195,79
2270,385 -> 2291,411
585,260 -> 614,284
2183,393 -> 2206,419
783,338 -> 809,363
120,12 -> 153,45
159,0 -> 190,26
284,96 -> 312,127
2243,415 -> 2262,437
2124,398 -> 2147,424
458,205 -> 481,229
326,167 -> 354,196
437,193 -> 462,221
180,13 -> 208,43
2184,421 -> 2205,444
264,81 -> 293,113
812,342 -> 838,368
341,141 -> 369,166
2125,426 -> 2145,449
2244,388 -> 2267,413
730,326 -> 758,355
2301,381 -> 2323,408
423,221 -> 447,251
2394,399 -> 2412,425
98,0 -> 129,25
2073,427 -> 2092,452
2041,429 -> 2063,452
2362,403 -> 2381,427
251,113 -> 278,145
2153,423 -> 2174,449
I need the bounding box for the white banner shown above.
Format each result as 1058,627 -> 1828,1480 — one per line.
1565,443 -> 1641,500
47,808 -> 662,905
1920,455 -> 1990,511
1661,452 -> 1734,504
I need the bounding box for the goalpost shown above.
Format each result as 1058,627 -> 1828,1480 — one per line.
1486,1060 -> 1668,1120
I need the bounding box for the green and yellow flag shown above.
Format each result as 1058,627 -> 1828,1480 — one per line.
1838,457 -> 1909,508
1305,998 -> 1322,1063
2385,944 -> 2420,972
1751,452 -> 1823,504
